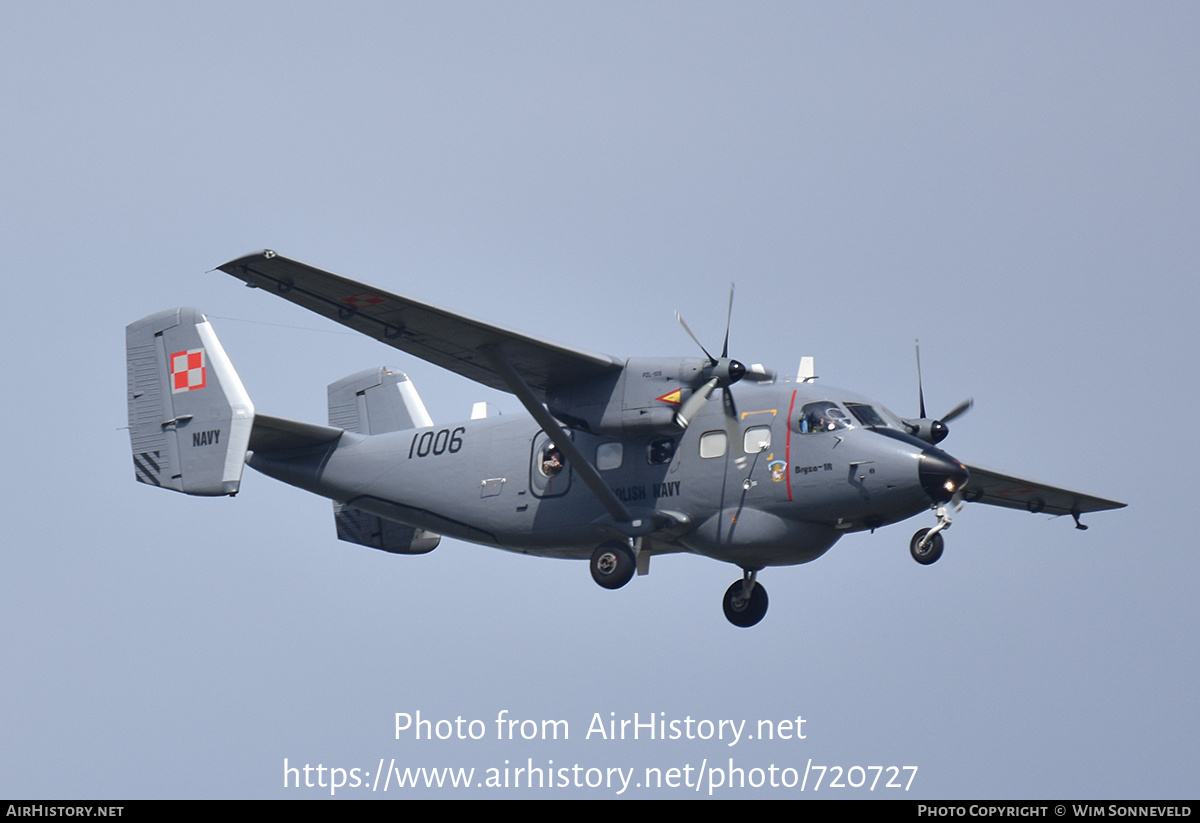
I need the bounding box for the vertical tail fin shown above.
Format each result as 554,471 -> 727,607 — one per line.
327,367 -> 433,434
326,367 -> 440,554
126,308 -> 255,496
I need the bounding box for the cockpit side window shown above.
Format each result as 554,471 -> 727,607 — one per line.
796,401 -> 851,434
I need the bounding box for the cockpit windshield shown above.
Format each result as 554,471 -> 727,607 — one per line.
844,402 -> 891,429
796,400 -> 901,434
796,401 -> 852,434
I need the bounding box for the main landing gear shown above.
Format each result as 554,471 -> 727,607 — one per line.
590,540 -> 636,589
588,541 -> 769,628
723,570 -> 768,628
910,503 -> 953,565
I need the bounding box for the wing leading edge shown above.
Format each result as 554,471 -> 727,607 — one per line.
217,250 -> 623,398
963,463 -> 1126,518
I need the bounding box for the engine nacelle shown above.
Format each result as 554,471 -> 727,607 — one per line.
546,357 -> 707,436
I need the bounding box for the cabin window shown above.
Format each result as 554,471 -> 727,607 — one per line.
743,426 -> 771,454
647,437 -> 676,465
596,442 -> 623,471
539,444 -> 564,477
796,401 -> 851,434
699,430 -> 727,458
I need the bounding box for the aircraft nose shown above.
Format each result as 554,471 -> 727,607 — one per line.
919,449 -> 970,503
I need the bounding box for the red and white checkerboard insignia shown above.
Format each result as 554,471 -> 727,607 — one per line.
342,292 -> 385,308
169,348 -> 207,393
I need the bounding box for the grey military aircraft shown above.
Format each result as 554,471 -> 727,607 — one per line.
126,250 -> 1124,627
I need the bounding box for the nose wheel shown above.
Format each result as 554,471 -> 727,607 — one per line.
910,504 -> 952,565
910,528 -> 944,564
722,570 -> 768,627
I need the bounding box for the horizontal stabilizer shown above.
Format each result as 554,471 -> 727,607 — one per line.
333,504 -> 441,554
249,414 -> 343,452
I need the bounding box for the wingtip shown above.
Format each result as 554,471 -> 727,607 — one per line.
217,249 -> 279,273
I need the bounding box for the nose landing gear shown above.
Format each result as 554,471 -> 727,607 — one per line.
910,528 -> 945,564
910,503 -> 953,565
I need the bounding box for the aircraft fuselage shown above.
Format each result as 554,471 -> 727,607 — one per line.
248,379 -> 960,569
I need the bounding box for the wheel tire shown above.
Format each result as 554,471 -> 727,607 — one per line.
723,579 -> 769,628
910,528 -> 944,565
590,541 -> 636,589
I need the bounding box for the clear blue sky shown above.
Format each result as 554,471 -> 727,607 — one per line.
1,2 -> 1195,798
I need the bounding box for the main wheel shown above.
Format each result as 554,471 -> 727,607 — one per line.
723,579 -> 769,628
590,541 -> 636,589
910,528 -> 944,565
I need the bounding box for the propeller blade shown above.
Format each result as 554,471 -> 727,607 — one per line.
721,283 -> 734,359
742,364 -> 776,382
676,311 -> 715,363
908,341 -> 972,444
674,288 -> 754,430
941,397 -> 974,423
951,488 -> 965,513
915,338 -> 927,419
674,377 -> 719,430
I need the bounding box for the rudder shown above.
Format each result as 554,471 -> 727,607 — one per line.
126,308 -> 254,496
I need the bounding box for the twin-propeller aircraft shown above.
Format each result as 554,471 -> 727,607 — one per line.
126,251 -> 1124,627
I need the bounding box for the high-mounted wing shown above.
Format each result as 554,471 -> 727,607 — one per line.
220,250 -> 648,528
963,463 -> 1126,518
217,250 -> 623,398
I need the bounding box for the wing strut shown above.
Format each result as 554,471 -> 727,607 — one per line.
482,346 -> 655,535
